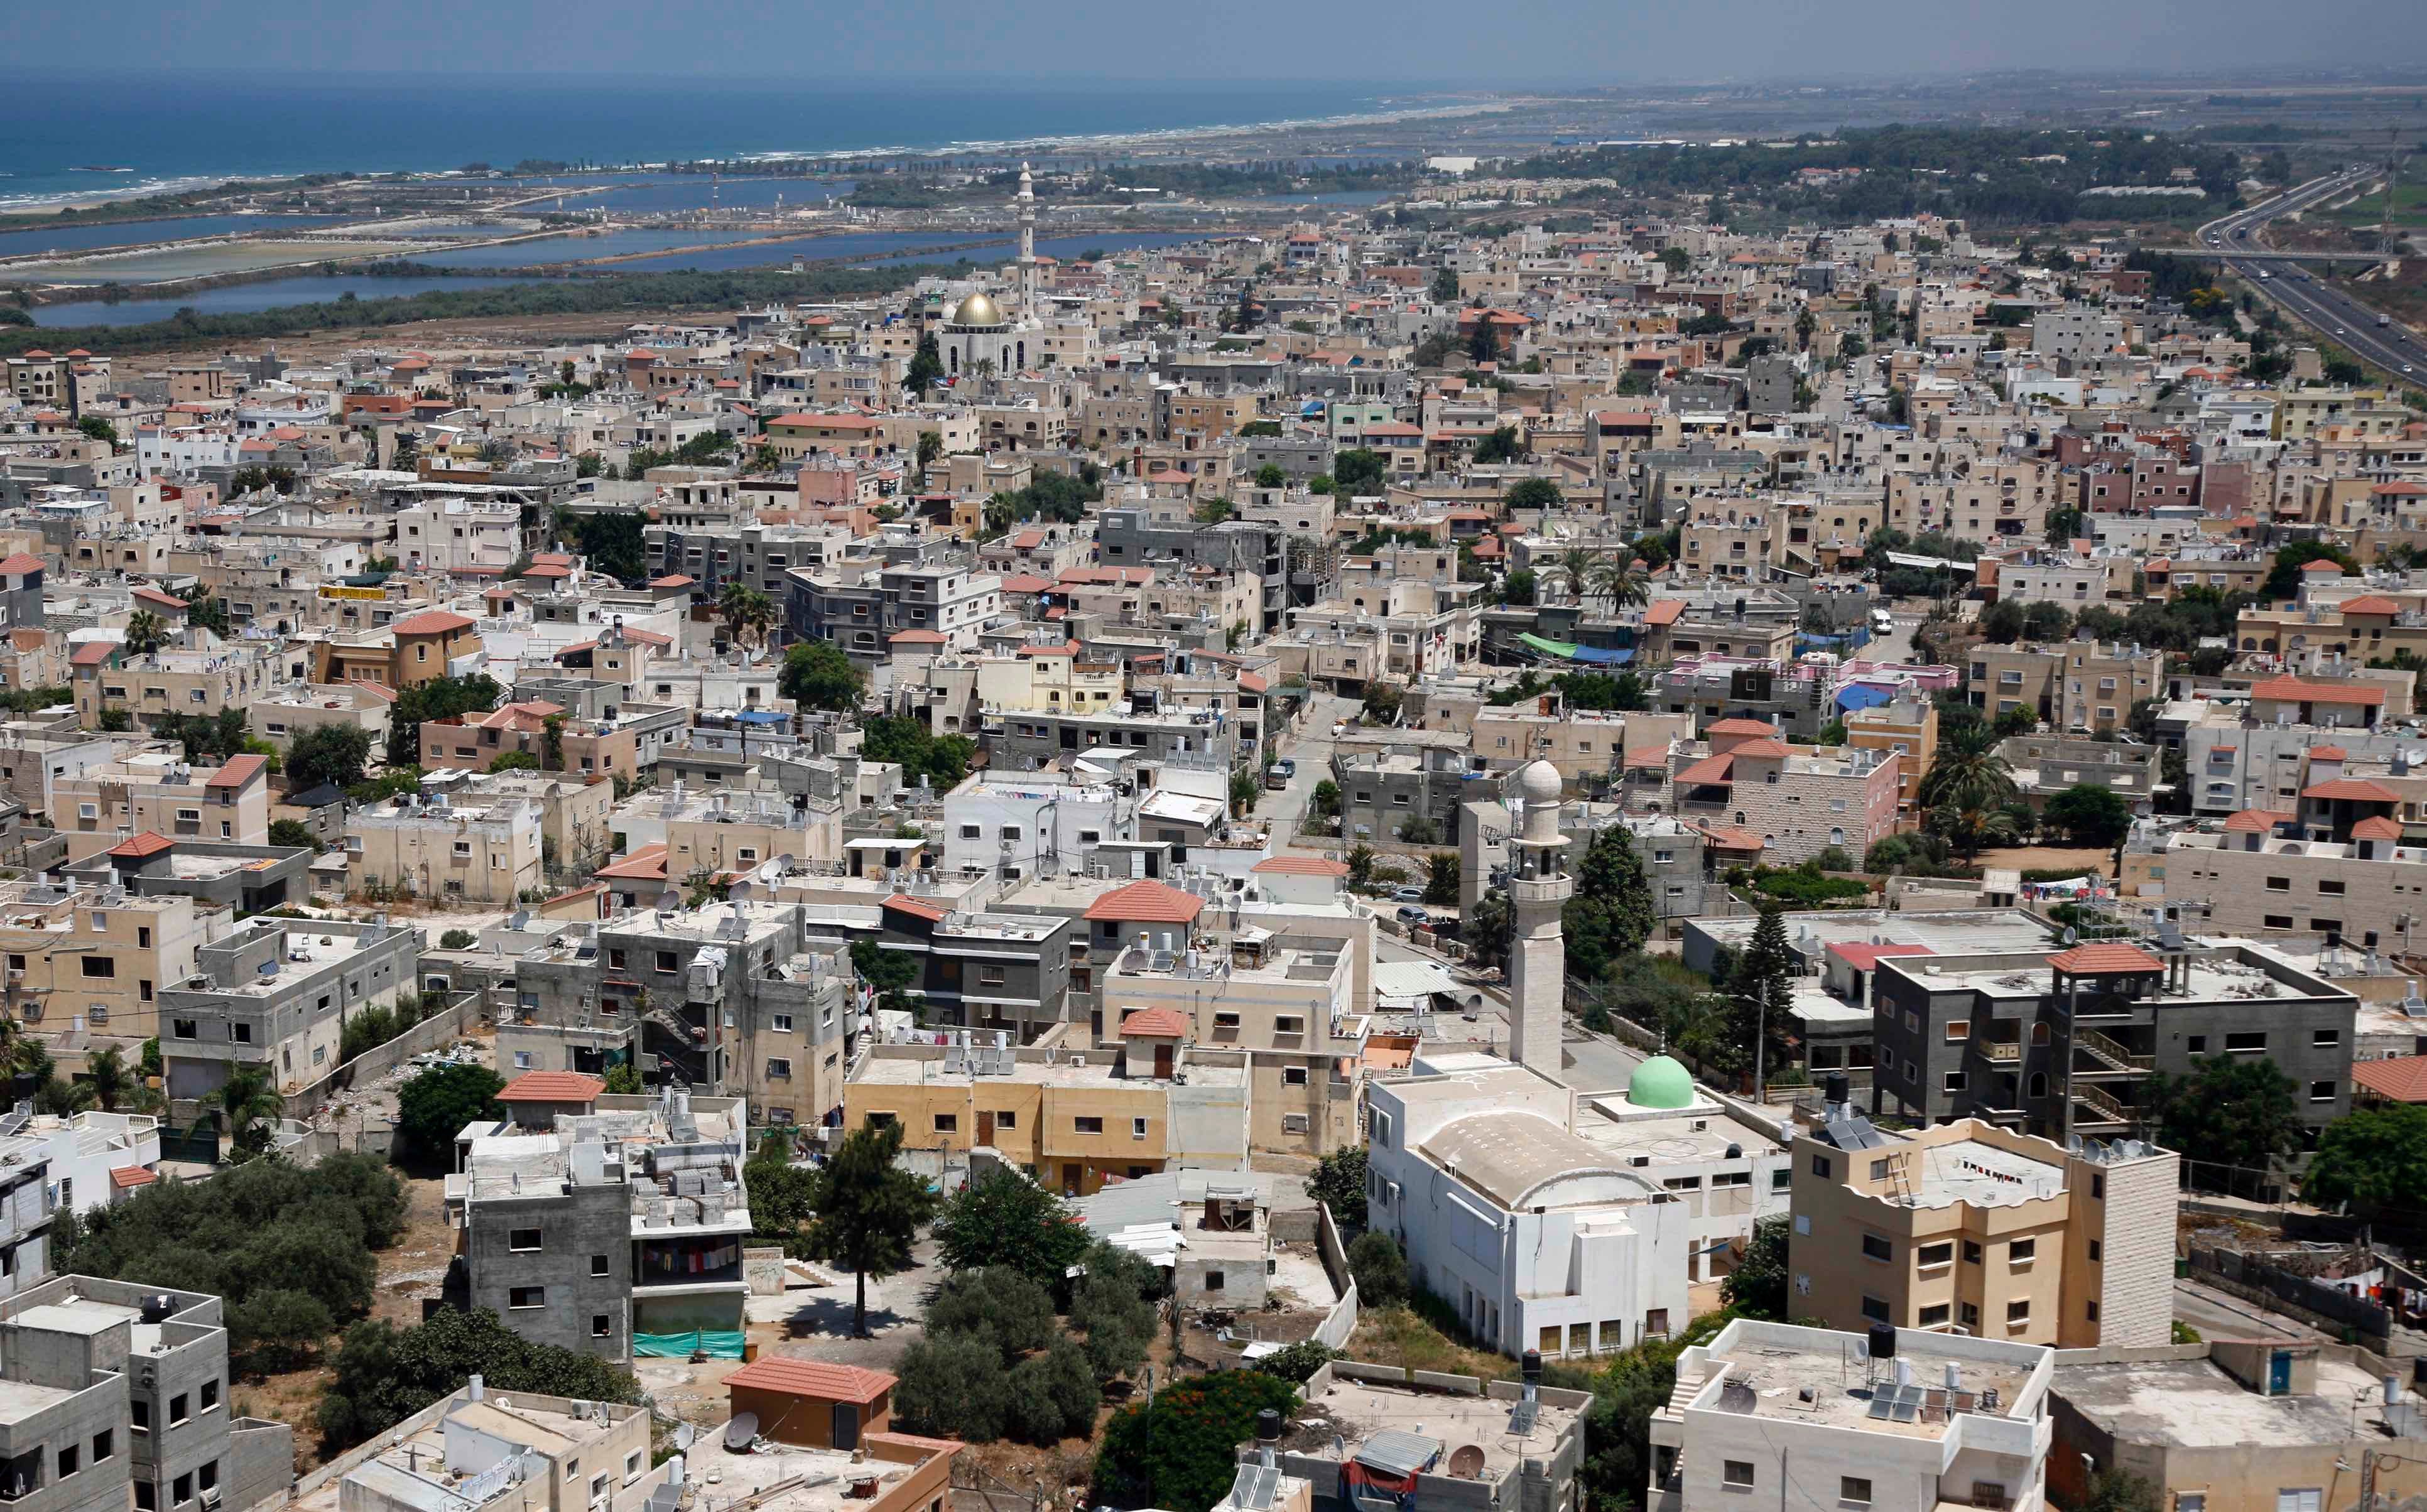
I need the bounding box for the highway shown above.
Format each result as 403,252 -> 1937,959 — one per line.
2195,169 -> 2427,380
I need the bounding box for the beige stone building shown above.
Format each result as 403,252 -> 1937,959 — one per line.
52,752 -> 271,863
0,867 -> 215,1039
1963,641 -> 2163,733
346,789 -> 543,904
1789,1106 -> 2177,1349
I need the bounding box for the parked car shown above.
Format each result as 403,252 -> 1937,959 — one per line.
1396,905 -> 1431,925
1273,758 -> 1296,779
1389,886 -> 1425,902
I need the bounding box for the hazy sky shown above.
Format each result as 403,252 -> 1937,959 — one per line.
9,0 -> 2424,80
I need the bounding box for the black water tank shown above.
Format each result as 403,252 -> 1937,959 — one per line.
1521,1349 -> 1543,1385
1256,1408 -> 1283,1443
139,1294 -> 175,1325
1824,1071 -> 1852,1106
1868,1323 -> 1897,1361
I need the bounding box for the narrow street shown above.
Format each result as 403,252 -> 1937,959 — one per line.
1261,688 -> 1360,844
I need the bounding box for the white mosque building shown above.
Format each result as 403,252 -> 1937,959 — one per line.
937,163 -> 1043,379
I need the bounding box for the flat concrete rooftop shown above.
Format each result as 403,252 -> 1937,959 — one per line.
2053,1354 -> 2396,1448
1688,1334 -> 2034,1440
1295,1375 -> 1580,1482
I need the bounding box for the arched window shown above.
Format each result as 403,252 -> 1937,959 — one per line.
2028,1072 -> 2048,1098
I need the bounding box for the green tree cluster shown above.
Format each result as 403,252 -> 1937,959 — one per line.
779,640 -> 866,711
1095,1370 -> 1300,1512
56,1152 -> 404,1374
860,715 -> 976,790
1562,825 -> 1658,981
931,1167 -> 1091,1281
318,1306 -> 639,1452
283,724 -> 373,792
800,1121 -> 938,1336
387,673 -> 504,767
394,1062 -> 505,1166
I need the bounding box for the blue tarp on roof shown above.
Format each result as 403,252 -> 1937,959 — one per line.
1836,683 -> 1894,713
1568,645 -> 1634,665
732,710 -> 789,725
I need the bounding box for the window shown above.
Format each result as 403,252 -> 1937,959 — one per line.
2264,875 -> 2290,892
1862,1234 -> 1892,1262
593,1315 -> 612,1338
1274,1015 -> 1305,1035
772,1014 -> 794,1034
509,1287 -> 546,1309
91,1432 -> 110,1465
2089,1240 -> 2102,1262
175,1476 -> 192,1506
201,1380 -> 217,1413
133,1400 -> 149,1433
1204,1270 -> 1225,1293
1963,1239 -> 1983,1265
1861,1295 -> 1890,1322
1075,1116 -> 1104,1135
136,1486 -> 155,1512
2006,1299 -> 2031,1324
80,956 -> 113,978
654,951 -> 680,973
607,949 -> 626,971
592,1254 -> 610,1277
169,1395 -> 188,1427
1870,1158 -> 1891,1180
2225,1032 -> 2267,1054
1918,1304 -> 1950,1327
1811,1154 -> 1832,1179
1723,1462 -> 1756,1490
509,1228 -> 542,1251
57,1445 -> 77,1479
1772,1169 -> 1792,1191
1943,1071 -> 1968,1093
1132,1117 -> 1149,1139
2008,1238 -> 2036,1263
2179,1497 -> 2207,1512
1918,1242 -> 1953,1268
933,1113 -> 958,1133
2310,1081 -> 2337,1102
2186,1035 -> 2208,1055
1945,1020 -> 1970,1042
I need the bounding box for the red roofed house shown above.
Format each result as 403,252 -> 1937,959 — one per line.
497,1071 -> 606,1127
2244,676 -> 2388,731
312,606 -> 484,689
725,1358 -> 900,1450
2354,1056 -> 2427,1108
50,750 -> 272,865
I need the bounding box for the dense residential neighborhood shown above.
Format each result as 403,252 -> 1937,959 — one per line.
4,64 -> 2427,1512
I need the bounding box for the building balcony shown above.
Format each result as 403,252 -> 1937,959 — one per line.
1980,1040 -> 2021,1064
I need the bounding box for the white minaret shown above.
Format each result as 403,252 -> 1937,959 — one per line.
1017,161 -> 1036,314
1505,760 -> 1572,1079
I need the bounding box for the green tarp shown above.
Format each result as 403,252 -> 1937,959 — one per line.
1518,632 -> 1581,657
632,1331 -> 746,1359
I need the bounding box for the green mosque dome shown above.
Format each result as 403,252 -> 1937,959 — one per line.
1627,1054 -> 1696,1110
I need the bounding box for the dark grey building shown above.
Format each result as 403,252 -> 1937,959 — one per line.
1868,940 -> 2356,1157
1095,511 -> 1293,631
68,838 -> 312,915
816,897 -> 1074,1042
1333,744 -> 1477,848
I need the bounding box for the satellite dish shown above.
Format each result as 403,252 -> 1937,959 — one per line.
1447,1446 -> 1487,1480
2061,927 -> 2078,946
674,1425 -> 696,1451
728,880 -> 754,902
722,1413 -> 758,1452
656,890 -> 683,913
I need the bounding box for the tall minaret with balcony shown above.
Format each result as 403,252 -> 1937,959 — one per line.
1017,162 -> 1038,315
1506,759 -> 1572,1077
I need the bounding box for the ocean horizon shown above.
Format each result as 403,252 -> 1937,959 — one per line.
0,73 -> 1456,213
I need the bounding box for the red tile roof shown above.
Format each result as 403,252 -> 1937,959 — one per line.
393,610 -> 477,635
106,833 -> 175,860
724,1357 -> 896,1405
882,894 -> 948,923
2047,942 -> 2164,975
0,555 -> 43,576
649,575 -> 695,588
2352,1056 -> 2427,1104
1251,854 -> 1349,877
2223,809 -> 2284,833
888,630 -> 947,645
2311,746 -> 2349,761
130,586 -> 187,612
2249,676 -> 2387,706
1727,738 -> 1793,759
2338,597 -> 2403,615
2352,816 -> 2405,841
595,844 -> 669,882
2303,778 -> 2401,802
110,1165 -> 158,1191
500,1071 -> 605,1103
70,640 -> 119,667
1641,599 -> 1686,627
1827,942 -> 1933,971
2300,559 -> 2347,574
1119,1007 -> 1191,1039
1675,752 -> 1735,785
1084,878 -> 1206,925
1706,718 -> 1781,737
204,754 -> 266,790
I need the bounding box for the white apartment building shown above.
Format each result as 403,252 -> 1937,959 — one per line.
1649,1318 -> 2054,1512
940,770 -> 1133,878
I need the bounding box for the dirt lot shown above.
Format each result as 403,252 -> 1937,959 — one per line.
1972,845 -> 2114,878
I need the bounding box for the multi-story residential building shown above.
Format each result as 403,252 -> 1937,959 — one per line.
1097,896 -> 1360,1158
1364,1057 -> 1693,1361
1843,697 -> 1940,818
311,608 -> 486,689
1867,939 -> 2357,1151
49,753 -> 271,865
246,684 -> 392,764
1997,733 -> 2164,813
514,901 -> 857,1129
1648,1317 -> 2054,1512
23,1111 -> 158,1218
347,787 -> 543,905
0,872 -> 215,1041
70,643 -> 285,742
2131,807 -> 2421,949
832,894 -> 1075,1044
156,915 -> 421,1103
320,1378 -> 672,1512
1637,721 -> 1901,864
844,1035 -> 1247,1196
1963,641 -> 2163,734
787,557 -> 1004,663
1332,735 -> 1476,847
938,770 -> 1132,878
453,1082 -> 752,1361
1791,1089 -> 2176,1346
0,1278 -> 293,1512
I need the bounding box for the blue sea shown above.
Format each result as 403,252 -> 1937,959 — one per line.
0,73 -> 1409,212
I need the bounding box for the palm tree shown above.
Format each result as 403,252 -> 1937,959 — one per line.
716,583 -> 776,651
122,610 -> 168,658
202,1064 -> 285,1155
1927,802 -> 2021,862
1556,547 -> 1598,606
84,1045 -> 139,1112
1916,721 -> 2017,814
1590,554 -> 1651,615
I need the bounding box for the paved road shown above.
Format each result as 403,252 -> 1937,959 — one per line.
1262,689 -> 1359,841
2199,169 -> 2427,381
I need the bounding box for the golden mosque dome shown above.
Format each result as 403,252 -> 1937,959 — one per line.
949,291 -> 1004,327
